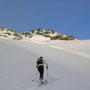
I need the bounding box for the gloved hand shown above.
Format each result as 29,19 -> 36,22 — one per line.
46,66 -> 48,70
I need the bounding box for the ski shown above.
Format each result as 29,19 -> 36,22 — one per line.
32,79 -> 48,87
38,80 -> 48,87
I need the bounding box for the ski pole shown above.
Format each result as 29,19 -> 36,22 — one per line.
32,71 -> 38,82
35,70 -> 38,80
46,68 -> 49,79
35,71 -> 38,76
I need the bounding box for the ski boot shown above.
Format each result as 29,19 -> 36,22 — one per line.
40,78 -> 43,84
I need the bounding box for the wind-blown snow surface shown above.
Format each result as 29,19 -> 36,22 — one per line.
0,38 -> 90,90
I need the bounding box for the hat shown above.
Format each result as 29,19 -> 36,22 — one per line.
40,56 -> 43,59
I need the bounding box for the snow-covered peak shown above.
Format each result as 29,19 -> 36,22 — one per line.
0,27 -> 22,40
21,28 -> 76,41
0,27 -> 76,41
30,35 -> 50,42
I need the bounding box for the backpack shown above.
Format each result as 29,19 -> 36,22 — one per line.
37,58 -> 44,65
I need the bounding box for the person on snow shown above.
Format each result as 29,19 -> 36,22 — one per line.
36,56 -> 48,83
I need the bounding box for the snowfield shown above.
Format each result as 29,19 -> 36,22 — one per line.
0,38 -> 90,90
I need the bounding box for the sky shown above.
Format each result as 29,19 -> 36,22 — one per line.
0,0 -> 90,39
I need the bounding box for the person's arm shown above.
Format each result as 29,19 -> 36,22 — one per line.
36,62 -> 37,69
44,60 -> 48,70
46,63 -> 48,70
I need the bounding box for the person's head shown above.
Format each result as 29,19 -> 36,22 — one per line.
40,56 -> 43,59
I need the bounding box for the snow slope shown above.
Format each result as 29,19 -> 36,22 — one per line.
43,40 -> 90,59
0,38 -> 90,90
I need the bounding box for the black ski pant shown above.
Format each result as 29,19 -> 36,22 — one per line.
37,66 -> 44,80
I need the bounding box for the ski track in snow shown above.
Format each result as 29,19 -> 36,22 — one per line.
48,45 -> 90,59
26,39 -> 90,59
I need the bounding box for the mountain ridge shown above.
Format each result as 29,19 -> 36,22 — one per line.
0,27 -> 76,41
